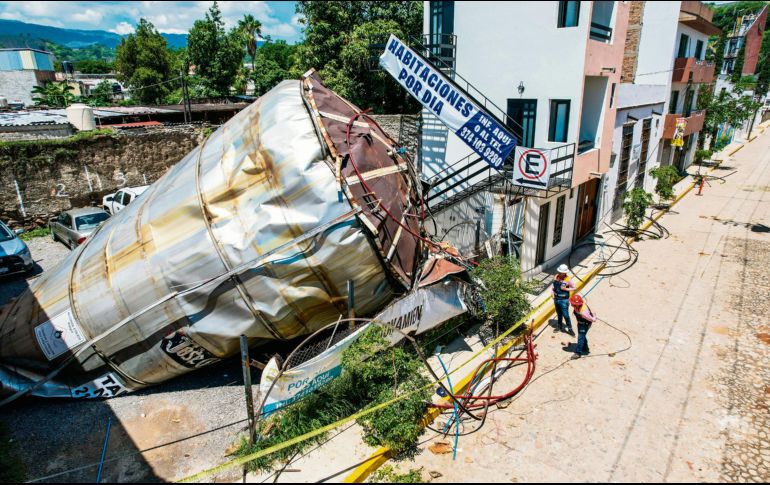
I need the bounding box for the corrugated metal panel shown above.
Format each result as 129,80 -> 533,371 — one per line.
0,78 -> 425,398
19,50 -> 35,70
0,51 -> 23,71
33,51 -> 54,71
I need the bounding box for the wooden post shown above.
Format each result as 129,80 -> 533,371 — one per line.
240,335 -> 256,448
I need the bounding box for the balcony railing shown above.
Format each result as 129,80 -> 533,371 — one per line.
590,22 -> 613,42
662,110 -> 706,139
672,57 -> 716,84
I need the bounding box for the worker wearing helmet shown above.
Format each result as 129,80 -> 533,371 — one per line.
569,294 -> 595,359
552,264 -> 575,334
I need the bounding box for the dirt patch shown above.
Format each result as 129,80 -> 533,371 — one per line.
756,333 -> 770,345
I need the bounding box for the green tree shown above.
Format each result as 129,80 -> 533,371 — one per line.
31,80 -> 74,107
74,59 -> 113,74
295,1 -> 423,112
187,1 -> 244,96
85,79 -> 115,106
114,19 -> 173,104
623,188 -> 654,233
238,14 -> 262,87
755,30 -> 770,96
650,165 -> 681,203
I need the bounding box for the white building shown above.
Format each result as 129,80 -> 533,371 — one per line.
421,1 -> 628,277
602,0 -> 717,227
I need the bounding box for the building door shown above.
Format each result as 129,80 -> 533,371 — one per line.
612,123 -> 633,222
507,99 -> 537,147
535,201 -> 551,266
575,178 -> 600,241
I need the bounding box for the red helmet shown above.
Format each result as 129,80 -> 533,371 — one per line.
569,294 -> 584,307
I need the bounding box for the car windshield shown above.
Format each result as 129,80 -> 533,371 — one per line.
75,213 -> 109,231
0,223 -> 14,243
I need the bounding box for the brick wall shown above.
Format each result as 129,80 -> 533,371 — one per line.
621,1 -> 646,84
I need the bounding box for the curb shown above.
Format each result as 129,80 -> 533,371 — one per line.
343,129 -> 756,483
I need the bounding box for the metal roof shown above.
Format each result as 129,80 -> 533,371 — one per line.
0,106 -> 178,127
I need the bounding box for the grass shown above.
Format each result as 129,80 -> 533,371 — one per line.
0,423 -> 26,483
369,465 -> 423,483
0,128 -> 115,150
19,226 -> 50,241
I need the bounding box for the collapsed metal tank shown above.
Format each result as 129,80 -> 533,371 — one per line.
0,72 -> 431,399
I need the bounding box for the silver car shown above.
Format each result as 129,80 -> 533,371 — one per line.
49,207 -> 110,249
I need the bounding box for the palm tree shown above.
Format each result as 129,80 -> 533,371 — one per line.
31,81 -> 75,107
237,14 -> 262,94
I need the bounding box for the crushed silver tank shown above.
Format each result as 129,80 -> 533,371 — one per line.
0,73 -> 428,399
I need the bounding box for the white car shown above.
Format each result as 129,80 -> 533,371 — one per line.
102,185 -> 149,215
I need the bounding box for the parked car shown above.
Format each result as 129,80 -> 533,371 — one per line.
50,208 -> 110,249
0,220 -> 33,276
102,185 -> 149,215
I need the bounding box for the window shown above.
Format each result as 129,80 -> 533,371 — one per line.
429,1 -> 454,43
610,82 -> 616,108
558,1 -> 580,28
507,99 -> 537,147
549,100 -> 571,142
694,40 -> 704,60
124,193 -> 133,205
115,191 -> 124,205
669,90 -> 680,114
677,33 -> 690,58
63,214 -> 73,228
552,195 -> 566,246
636,118 -> 651,187
612,124 -> 634,220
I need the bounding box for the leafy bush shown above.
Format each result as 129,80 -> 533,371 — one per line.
19,226 -> 50,241
370,465 -> 424,483
650,165 -> 681,203
470,256 -> 533,328
622,188 -> 653,232
695,149 -> 713,163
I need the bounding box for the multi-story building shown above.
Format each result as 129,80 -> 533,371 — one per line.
420,1 -> 628,277
603,0 -> 717,223
720,5 -> 768,80
0,48 -> 57,107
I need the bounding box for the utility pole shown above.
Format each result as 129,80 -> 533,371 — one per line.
180,68 -> 192,123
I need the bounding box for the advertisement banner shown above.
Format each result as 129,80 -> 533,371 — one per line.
259,280 -> 468,415
672,118 -> 687,147
379,34 -> 516,169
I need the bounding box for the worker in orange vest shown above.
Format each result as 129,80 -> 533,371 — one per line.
570,294 -> 595,359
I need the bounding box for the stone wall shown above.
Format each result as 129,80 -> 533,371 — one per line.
621,1 -> 646,84
0,115 -> 423,228
0,125 -> 208,227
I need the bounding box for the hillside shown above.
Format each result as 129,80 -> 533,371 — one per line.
0,19 -> 187,50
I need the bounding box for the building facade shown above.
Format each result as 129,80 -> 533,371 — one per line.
0,48 -> 57,107
421,1 -> 628,276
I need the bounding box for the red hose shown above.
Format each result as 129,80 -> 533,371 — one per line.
430,332 -> 537,410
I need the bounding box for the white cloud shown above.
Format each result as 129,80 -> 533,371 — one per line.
71,9 -> 103,24
109,21 -> 135,35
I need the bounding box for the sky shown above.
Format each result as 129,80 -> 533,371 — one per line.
0,1 -> 303,43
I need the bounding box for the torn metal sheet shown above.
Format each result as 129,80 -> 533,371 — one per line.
0,76 -> 465,399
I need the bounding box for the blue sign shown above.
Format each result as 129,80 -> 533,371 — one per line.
380,34 -> 516,169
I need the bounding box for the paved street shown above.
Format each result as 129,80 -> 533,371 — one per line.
401,130 -> 770,482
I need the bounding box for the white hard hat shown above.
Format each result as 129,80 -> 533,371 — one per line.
557,264 -> 569,274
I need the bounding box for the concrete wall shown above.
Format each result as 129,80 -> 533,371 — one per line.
635,1 -> 680,87
0,70 -> 54,105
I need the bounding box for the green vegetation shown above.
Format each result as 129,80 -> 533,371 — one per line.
114,19 -> 174,104
710,1 -> 769,33
0,423 -> 25,483
187,2 -> 244,96
31,80 -> 75,107
622,188 -> 654,233
731,42 -> 747,84
19,226 -> 50,241
695,149 -> 714,163
370,465 -> 424,483
74,59 -> 113,74
0,129 -> 114,173
650,165 -> 682,203
236,256 -> 532,472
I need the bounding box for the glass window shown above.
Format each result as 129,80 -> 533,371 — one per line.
0,223 -> 13,242
507,99 -> 537,147
552,195 -> 566,246
558,1 -> 580,28
63,214 -> 73,228
678,34 -> 690,58
75,212 -> 110,231
549,100 -> 571,142
669,90 -> 680,114
695,40 -> 704,60
115,191 -> 124,205
124,193 -> 133,205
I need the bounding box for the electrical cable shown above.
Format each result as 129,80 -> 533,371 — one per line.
435,352 -> 460,460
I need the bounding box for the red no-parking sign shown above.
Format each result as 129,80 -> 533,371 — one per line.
513,147 -> 550,189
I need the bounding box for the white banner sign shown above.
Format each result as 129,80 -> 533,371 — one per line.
512,147 -> 552,189
258,280 -> 468,415
379,34 -> 516,168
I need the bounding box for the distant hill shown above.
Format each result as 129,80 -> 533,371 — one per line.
0,19 -> 187,50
